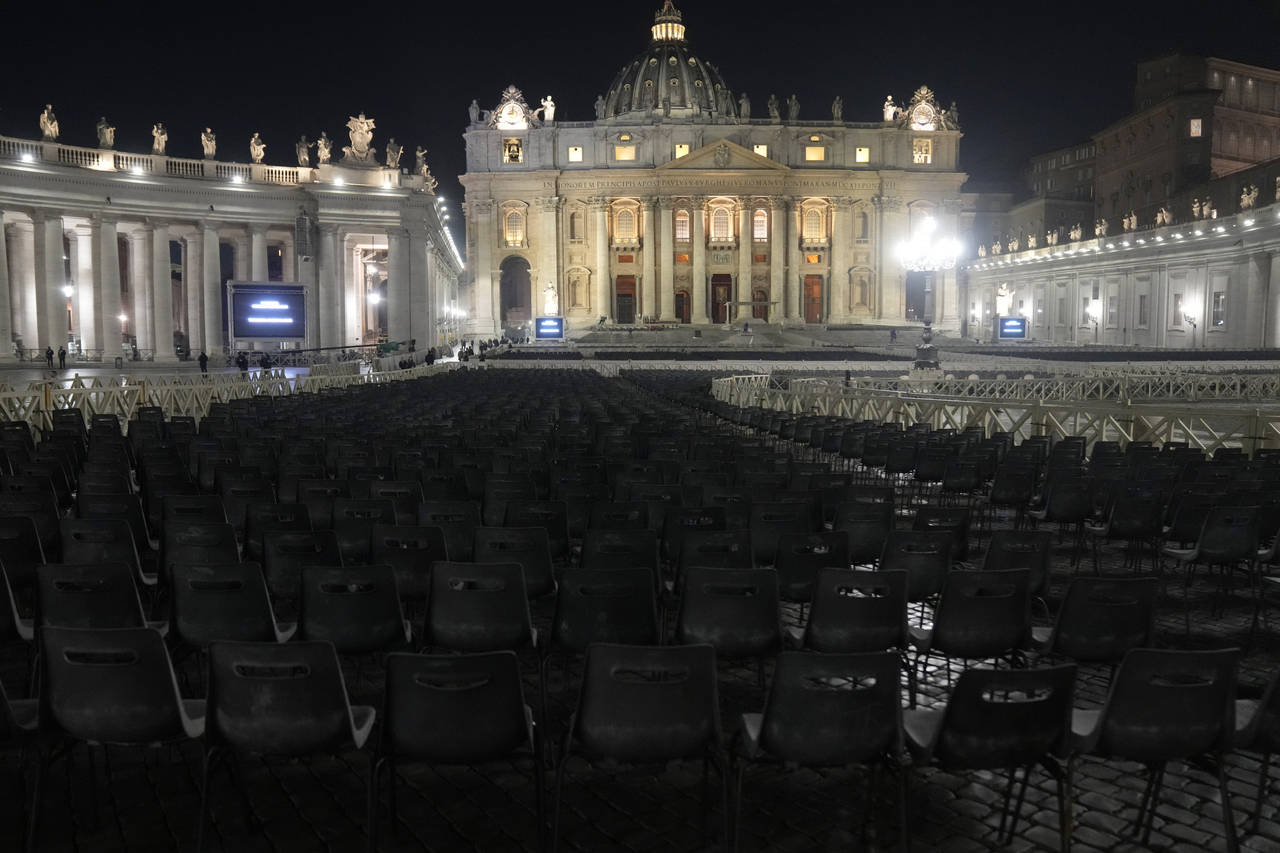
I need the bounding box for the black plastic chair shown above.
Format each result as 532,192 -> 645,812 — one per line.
243,501 -> 311,563
504,499 -> 570,563
171,561 -> 295,646
418,499 -> 481,562
369,523 -> 447,603
832,499 -> 895,567
262,529 -> 343,603
60,516 -> 152,594
331,498 -> 397,565
733,651 -> 906,852
474,526 -> 556,598
198,640 -> 375,853
1234,669 -> 1280,835
773,531 -> 850,606
982,529 -> 1054,608
1032,576 -> 1158,671
904,664 -> 1077,849
587,500 -> 649,531
0,515 -> 46,610
580,528 -> 661,582
422,560 -> 536,653
746,501 -> 815,567
1071,648 -> 1239,850
35,562 -> 165,634
297,565 -> 411,654
911,505 -> 970,563
879,530 -> 953,606
1027,477 -> 1094,567
368,651 -> 544,853
676,566 -> 780,685
551,643 -> 729,852
1161,504 -> 1260,634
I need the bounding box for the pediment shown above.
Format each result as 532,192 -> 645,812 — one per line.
657,139 -> 788,172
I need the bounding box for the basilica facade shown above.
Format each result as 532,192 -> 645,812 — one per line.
460,1 -> 968,338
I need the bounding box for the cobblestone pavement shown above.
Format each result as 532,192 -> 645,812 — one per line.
2,510 -> 1277,853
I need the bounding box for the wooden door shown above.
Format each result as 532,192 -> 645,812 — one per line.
615,276 -> 636,324
804,276 -> 823,324
675,291 -> 690,324
711,274 -> 732,324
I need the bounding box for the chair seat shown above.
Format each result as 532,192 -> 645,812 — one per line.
1029,625 -> 1052,650
1234,698 -> 1262,746
738,712 -> 764,758
351,705 -> 377,748
1084,522 -> 1108,536
1069,708 -> 1102,749
8,698 -> 38,732
782,625 -> 805,648
1161,546 -> 1197,561
907,625 -> 933,654
276,622 -> 298,643
901,708 -> 944,761
181,699 -> 208,738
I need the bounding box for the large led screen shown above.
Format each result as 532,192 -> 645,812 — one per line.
535,317 -> 564,340
997,316 -> 1028,340
232,287 -> 306,339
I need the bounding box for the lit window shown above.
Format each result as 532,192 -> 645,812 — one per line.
855,147 -> 870,163
614,145 -> 636,161
619,133 -> 632,142
568,146 -> 583,162
1189,118 -> 1203,138
1212,290 -> 1226,326
912,139 -> 932,164
804,146 -> 825,162
752,209 -> 768,241
674,144 -> 690,158
674,210 -> 690,241
803,209 -> 823,240
504,211 -> 524,246
753,144 -> 768,157
502,138 -> 523,164
1172,293 -> 1183,326
569,210 -> 583,241
711,208 -> 731,242
616,209 -> 636,241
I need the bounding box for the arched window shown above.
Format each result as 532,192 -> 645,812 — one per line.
752,209 -> 768,241
674,210 -> 690,241
569,210 -> 583,241
803,208 -> 823,240
857,212 -> 869,240
711,208 -> 731,242
616,209 -> 636,241
504,211 -> 524,246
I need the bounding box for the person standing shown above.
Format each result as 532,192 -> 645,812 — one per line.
198,351 -> 209,374
57,347 -> 66,369
44,346 -> 53,367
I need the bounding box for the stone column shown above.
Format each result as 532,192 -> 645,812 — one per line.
736,203 -> 752,321
387,228 -> 410,343
691,196 -> 706,322
151,223 -> 176,360
0,212 -> 13,360
658,199 -> 675,322
1267,253 -> 1280,348
641,198 -> 656,321
408,231 -> 431,348
96,217 -> 123,361
74,224 -> 97,353
281,237 -> 295,282
318,224 -> 341,348
785,200 -> 802,321
233,234 -> 250,281
469,200 -> 495,336
250,225 -> 268,282
424,245 -> 440,347
592,197 -> 611,322
536,197 -> 560,316
829,197 -> 854,323
769,198 -> 786,324
184,230 -> 203,354
32,211 -> 66,353
201,223 -> 223,353
128,231 -> 152,351
874,195 -> 906,320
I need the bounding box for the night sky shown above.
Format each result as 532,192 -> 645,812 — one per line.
3,0 -> 1277,243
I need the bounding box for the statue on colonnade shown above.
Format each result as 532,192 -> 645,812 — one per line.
386,138 -> 403,170
343,112 -> 376,164
249,132 -> 266,164
738,92 -> 751,120
786,94 -> 800,121
540,95 -> 556,122
96,117 -> 115,149
39,104 -> 59,140
151,123 -> 167,155
201,127 -> 216,158
831,95 -> 843,121
316,132 -> 332,165
296,135 -> 314,167
767,94 -> 780,122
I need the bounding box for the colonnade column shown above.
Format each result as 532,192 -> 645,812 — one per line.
151,223 -> 176,360
425,246 -> 440,347
785,199 -> 802,321
736,204 -> 752,321
769,198 -> 785,324
96,216 -> 122,360
318,224 -> 341,348
408,231 -> 431,348
830,197 -> 853,323
658,199 -> 675,322
591,197 -> 611,322
184,231 -> 204,354
250,226 -> 269,281
128,231 -> 151,352
691,196 -> 706,322
0,212 -> 13,360
74,225 -> 97,353
469,200 -> 495,336
201,223 -> 222,353
281,239 -> 295,282
387,228 -> 410,344
32,211 -> 66,353
874,195 -> 905,320
641,198 -> 656,321
536,197 -> 560,316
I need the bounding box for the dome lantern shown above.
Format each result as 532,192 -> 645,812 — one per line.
651,0 -> 685,42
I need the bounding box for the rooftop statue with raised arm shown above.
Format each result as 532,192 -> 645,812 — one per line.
39,104 -> 59,141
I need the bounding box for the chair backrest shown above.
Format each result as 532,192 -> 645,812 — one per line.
930,569 -> 1031,660
773,531 -> 850,604
1194,505 -> 1260,563
369,523 -> 448,600
262,529 -> 344,600
381,651 -> 531,763
550,568 -> 660,654
661,505 -> 727,563
832,500 -> 894,565
803,568 -> 908,653
580,528 -> 660,576
1047,576 -> 1158,663
747,502 -> 816,567
0,513 -> 47,595
1040,478 -> 1094,523
675,566 -> 780,659
911,505 -> 971,562
243,501 -> 311,562
473,526 -> 555,598
982,530 -> 1052,598
424,561 -> 533,652
162,494 -> 228,527
418,499 -> 481,562
295,479 -> 351,530
60,517 -> 141,577
879,530 -> 953,602
330,498 -> 397,565
36,562 -> 148,629
574,643 -> 721,763
163,521 -> 240,581
206,640 -> 366,755
931,664 -> 1077,768
757,650 -> 902,766
1095,648 -> 1239,761
678,529 -> 753,577
171,561 -> 284,646
588,501 -> 649,532
76,492 -> 151,555
298,565 -> 406,654
39,626 -> 195,744
503,499 -> 569,561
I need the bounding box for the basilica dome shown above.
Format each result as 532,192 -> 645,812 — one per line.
601,1 -> 736,121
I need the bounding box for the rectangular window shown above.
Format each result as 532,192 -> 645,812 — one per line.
502,138 -> 523,164
617,254 -> 634,264
614,145 -> 636,161
1189,118 -> 1203,137
674,143 -> 690,159
567,146 -> 583,162
1138,294 -> 1149,327
753,253 -> 767,263
753,144 -> 768,157
855,146 -> 870,163
1172,293 -> 1183,326
675,253 -> 690,264
1057,297 -> 1066,326
912,139 -> 932,164
1081,296 -> 1092,325
805,253 -> 821,264
1107,295 -> 1118,326
804,146 -> 825,162
1212,290 -> 1226,326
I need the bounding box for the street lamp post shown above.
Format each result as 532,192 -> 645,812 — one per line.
895,216 -> 961,370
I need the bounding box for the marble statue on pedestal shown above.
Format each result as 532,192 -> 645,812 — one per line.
977,244 -> 986,257
386,138 -> 403,169
594,95 -> 606,120
201,127 -> 216,158
1027,233 -> 1037,249
1192,198 -> 1202,219
39,104 -> 59,141
96,117 -> 115,149
1241,184 -> 1259,210
786,94 -> 800,121
249,133 -> 265,164
316,132 -> 332,165
831,96 -> 843,121
415,146 -> 427,175
342,113 -> 376,165
738,93 -> 751,121
1008,235 -> 1019,252
992,240 -> 1002,254
544,283 -> 558,316
295,135 -> 313,167
151,123 -> 167,155
883,96 -> 897,121
469,99 -> 480,124
540,96 -> 556,122
767,94 -> 780,122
